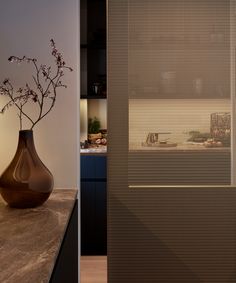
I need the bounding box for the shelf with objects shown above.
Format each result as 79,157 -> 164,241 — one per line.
80,0 -> 106,100
128,1 -> 230,100
128,45 -> 230,99
80,0 -> 107,151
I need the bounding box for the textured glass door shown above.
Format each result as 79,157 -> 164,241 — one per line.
108,1 -> 236,282
128,0 -> 234,187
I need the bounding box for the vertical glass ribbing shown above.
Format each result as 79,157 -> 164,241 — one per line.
128,0 -> 232,186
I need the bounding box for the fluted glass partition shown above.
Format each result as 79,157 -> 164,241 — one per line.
128,0 -> 235,186
108,1 -> 236,282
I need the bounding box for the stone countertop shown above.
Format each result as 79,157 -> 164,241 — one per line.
0,188 -> 77,283
80,146 -> 107,155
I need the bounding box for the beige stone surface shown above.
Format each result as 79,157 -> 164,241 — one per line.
0,188 -> 77,283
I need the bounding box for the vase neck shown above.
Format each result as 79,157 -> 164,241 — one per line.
17,130 -> 36,152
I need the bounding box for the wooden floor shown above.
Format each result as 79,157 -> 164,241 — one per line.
80,256 -> 107,283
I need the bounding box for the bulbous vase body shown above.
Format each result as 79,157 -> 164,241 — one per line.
0,130 -> 54,208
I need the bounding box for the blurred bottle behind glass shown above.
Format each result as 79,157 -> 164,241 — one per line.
193,78 -> 203,96
161,71 -> 176,94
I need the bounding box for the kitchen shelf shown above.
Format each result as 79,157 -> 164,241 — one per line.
80,0 -> 106,100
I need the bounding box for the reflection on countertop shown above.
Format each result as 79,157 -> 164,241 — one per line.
130,143 -> 230,152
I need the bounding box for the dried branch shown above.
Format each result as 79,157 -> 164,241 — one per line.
0,39 -> 73,130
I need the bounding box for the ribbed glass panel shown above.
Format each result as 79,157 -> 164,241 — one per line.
128,0 -> 232,186
108,1 -> 236,282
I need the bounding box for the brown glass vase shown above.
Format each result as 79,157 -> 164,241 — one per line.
0,130 -> 54,208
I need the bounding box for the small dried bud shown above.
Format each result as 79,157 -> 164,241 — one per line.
50,39 -> 55,47
52,49 -> 58,56
8,56 -> 15,62
3,79 -> 9,85
32,96 -> 38,102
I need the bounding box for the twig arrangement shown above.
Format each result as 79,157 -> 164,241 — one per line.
0,39 -> 73,130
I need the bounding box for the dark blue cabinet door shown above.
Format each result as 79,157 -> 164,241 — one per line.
81,156 -> 96,179
95,182 -> 107,254
81,181 -> 107,255
81,156 -> 107,179
81,156 -> 107,255
81,181 -> 96,255
95,156 -> 107,179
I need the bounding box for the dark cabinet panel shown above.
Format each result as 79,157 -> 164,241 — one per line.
81,156 -> 107,255
95,182 -> 107,254
50,201 -> 78,283
95,156 -> 107,179
81,181 -> 96,255
81,156 -> 96,179
81,156 -> 107,179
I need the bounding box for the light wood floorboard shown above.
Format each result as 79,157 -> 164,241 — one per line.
80,256 -> 107,283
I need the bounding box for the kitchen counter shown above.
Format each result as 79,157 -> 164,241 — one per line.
130,143 -> 230,152
81,146 -> 107,155
0,188 -> 77,283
